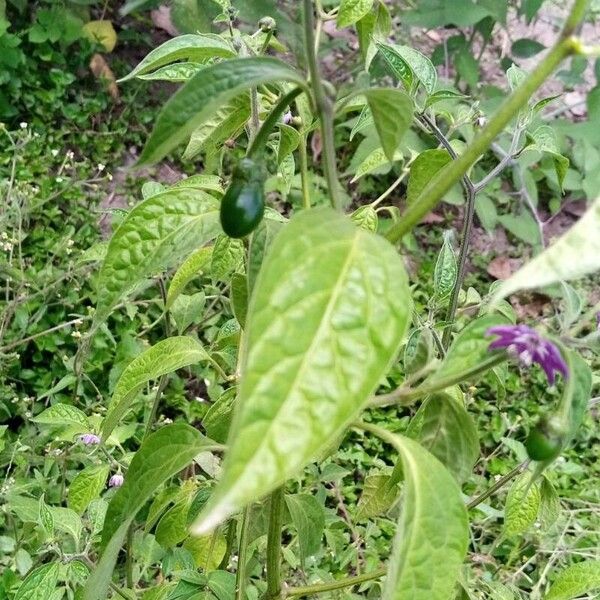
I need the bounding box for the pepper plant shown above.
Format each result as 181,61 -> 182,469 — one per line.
15,1 -> 600,599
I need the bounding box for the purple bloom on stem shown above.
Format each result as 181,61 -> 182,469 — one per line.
486,324 -> 568,385
109,473 -> 124,488
79,433 -> 100,445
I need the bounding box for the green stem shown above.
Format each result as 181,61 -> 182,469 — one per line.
372,353 -> 507,407
246,87 -> 304,159
235,507 -> 251,600
284,568 -> 386,597
299,132 -> 311,209
125,525 -> 134,589
467,461 -> 529,510
302,0 -> 342,210
385,29 -> 583,243
266,487 -> 285,599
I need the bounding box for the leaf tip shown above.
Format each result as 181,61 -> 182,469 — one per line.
190,500 -> 233,536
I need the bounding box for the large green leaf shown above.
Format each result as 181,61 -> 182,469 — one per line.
32,403 -> 90,433
192,207 -> 411,533
363,88 -> 414,161
101,337 -> 209,440
68,464 -> 109,515
383,434 -> 469,600
492,198 -> 600,302
84,424 -> 212,600
119,34 -> 235,82
545,561 -> 600,600
418,392 -> 479,483
15,563 -> 60,600
285,493 -> 325,560
138,57 -> 307,165
503,472 -> 541,536
355,472 -> 399,520
94,188 -> 221,324
407,149 -> 452,205
376,41 -> 437,95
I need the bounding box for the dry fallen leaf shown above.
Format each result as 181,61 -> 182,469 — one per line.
90,53 -> 119,101
151,5 -> 179,37
487,256 -> 520,280
82,20 -> 117,53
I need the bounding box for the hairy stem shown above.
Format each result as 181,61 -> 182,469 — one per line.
385,11 -> 585,244
303,0 -> 342,210
299,132 -> 311,209
266,487 -> 285,599
284,568 -> 386,597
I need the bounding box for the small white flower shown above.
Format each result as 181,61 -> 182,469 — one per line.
71,330 -> 82,339
67,239 -> 75,247
56,177 -> 64,183
107,173 -> 113,181
66,150 -> 74,160
97,163 -> 105,172
19,122 -> 27,129
51,149 -> 59,157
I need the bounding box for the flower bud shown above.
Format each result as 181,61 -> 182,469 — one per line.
259,16 -> 276,33
109,473 -> 124,488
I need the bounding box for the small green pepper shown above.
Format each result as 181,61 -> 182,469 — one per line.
525,416 -> 565,462
220,158 -> 265,239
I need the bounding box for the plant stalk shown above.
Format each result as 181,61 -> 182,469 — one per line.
385,25 -> 583,243
467,461 -> 529,510
302,0 -> 342,210
235,507 -> 251,600
266,487 -> 285,599
284,568 -> 386,597
372,353 -> 507,407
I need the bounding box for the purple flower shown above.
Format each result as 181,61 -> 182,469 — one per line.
282,110 -> 293,124
109,473 -> 124,488
78,433 -> 100,445
486,324 -> 568,385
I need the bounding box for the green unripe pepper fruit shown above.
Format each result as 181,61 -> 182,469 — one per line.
220,158 -> 265,239
525,416 -> 565,462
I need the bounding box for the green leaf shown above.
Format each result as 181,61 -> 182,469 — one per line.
337,0 -> 373,27
350,205 -> 378,232
277,124 -> 301,165
539,477 -> 560,529
94,188 -> 221,324
192,207 -> 411,533
349,105 -> 374,141
84,424 -> 212,600
417,392 -> 479,483
166,246 -> 213,310
383,434 -> 469,600
512,38 -> 546,58
68,465 -> 109,515
351,146 -> 402,182
139,57 -> 307,165
355,472 -> 399,520
503,472 -> 541,536
247,218 -> 285,292
407,149 -> 452,206
403,327 -> 433,375
376,41 -> 414,91
170,174 -> 225,195
492,198 -> 600,302
156,496 -> 193,548
426,314 -> 510,386
203,387 -> 237,444
101,337 -> 209,440
545,561 -> 600,600
171,292 -> 206,334
285,494 -> 325,560
15,563 -> 60,600
363,88 -> 414,161
433,231 -> 457,301
38,494 -> 54,537
182,94 -> 251,161
183,531 -> 227,571
119,34 -> 235,82
32,403 -> 90,433
137,62 -> 205,82
424,89 -> 466,109
231,273 -> 249,328
210,235 -> 244,282
403,0 -> 492,28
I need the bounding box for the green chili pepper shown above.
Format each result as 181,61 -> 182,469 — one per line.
525,416 -> 565,462
220,158 -> 265,239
